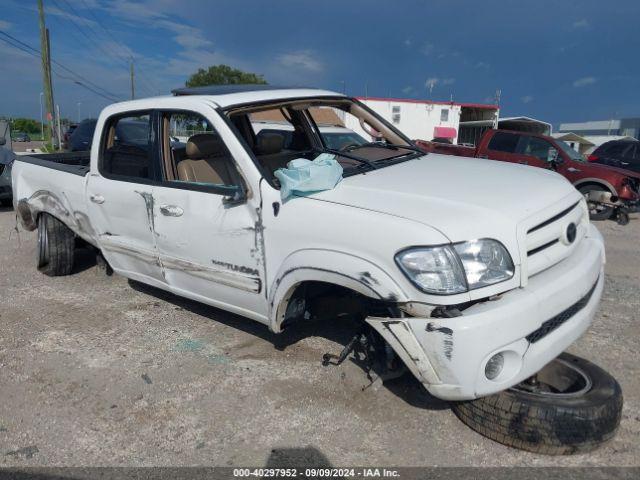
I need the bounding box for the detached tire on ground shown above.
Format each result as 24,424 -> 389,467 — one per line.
451,353 -> 622,454
37,212 -> 75,276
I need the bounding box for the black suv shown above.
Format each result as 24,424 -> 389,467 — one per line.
67,119 -> 97,151
588,140 -> 640,173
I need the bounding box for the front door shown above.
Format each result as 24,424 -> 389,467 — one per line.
514,135 -> 555,169
152,109 -> 267,322
86,111 -> 165,287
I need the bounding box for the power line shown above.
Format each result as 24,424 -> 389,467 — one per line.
0,30 -> 121,102
0,30 -> 119,100
77,0 -> 164,95
51,0 -> 160,96
49,0 -> 129,70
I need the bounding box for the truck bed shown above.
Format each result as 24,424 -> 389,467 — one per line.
414,140 -> 477,157
12,151 -> 93,244
16,151 -> 90,176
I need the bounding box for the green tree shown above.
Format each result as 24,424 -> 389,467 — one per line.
186,64 -> 267,88
11,118 -> 42,134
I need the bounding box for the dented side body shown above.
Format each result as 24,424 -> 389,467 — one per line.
12,89 -> 606,401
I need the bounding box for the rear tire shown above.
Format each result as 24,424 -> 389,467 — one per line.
578,185 -> 615,221
451,353 -> 623,454
37,213 -> 75,276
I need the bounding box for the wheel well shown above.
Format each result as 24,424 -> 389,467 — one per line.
279,281 -> 400,331
575,181 -> 616,197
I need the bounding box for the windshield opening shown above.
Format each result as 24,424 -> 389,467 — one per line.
556,140 -> 586,162
225,97 -> 423,184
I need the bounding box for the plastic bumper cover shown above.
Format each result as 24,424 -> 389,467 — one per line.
367,224 -> 605,401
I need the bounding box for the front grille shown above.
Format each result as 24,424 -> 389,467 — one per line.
527,201 -> 579,234
526,277 -> 599,344
524,201 -> 587,277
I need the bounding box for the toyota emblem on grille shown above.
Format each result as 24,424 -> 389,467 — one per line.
565,222 -> 577,244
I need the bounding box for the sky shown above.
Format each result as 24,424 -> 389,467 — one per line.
1,0 -> 639,126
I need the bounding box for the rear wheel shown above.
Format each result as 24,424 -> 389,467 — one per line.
578,184 -> 615,220
451,353 -> 623,454
37,213 -> 75,276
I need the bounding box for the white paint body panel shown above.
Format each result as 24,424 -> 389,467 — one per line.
12,89 -> 606,400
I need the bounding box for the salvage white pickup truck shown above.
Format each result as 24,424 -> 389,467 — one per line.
12,85 -> 621,454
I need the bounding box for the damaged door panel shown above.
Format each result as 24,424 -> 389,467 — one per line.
86,175 -> 165,287
152,185 -> 267,318
151,108 -> 268,321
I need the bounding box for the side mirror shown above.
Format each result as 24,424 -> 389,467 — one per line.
547,148 -> 561,164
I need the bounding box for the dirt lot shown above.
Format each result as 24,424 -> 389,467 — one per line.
0,206 -> 638,467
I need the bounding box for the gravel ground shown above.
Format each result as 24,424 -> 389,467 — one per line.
0,206 -> 638,467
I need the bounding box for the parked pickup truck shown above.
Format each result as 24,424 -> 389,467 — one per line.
416,129 -> 640,224
12,86 -> 620,453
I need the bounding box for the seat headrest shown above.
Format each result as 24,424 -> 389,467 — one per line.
186,134 -> 225,158
256,133 -> 284,155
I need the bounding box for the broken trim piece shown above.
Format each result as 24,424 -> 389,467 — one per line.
163,255 -> 262,293
366,316 -> 440,386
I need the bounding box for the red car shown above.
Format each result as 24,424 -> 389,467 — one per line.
416,129 -> 640,224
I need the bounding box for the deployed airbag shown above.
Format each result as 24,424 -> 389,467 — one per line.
274,153 -> 343,201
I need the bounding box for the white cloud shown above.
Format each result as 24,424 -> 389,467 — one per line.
404,38 -> 412,47
277,50 -> 323,72
424,77 -> 454,90
425,77 -> 438,88
521,95 -> 534,104
402,86 -> 413,94
421,42 -> 435,56
573,76 -> 596,87
475,61 -> 490,69
45,4 -> 99,27
0,20 -> 12,30
156,20 -> 213,49
572,19 -> 590,29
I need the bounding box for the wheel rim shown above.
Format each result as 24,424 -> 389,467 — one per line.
510,357 -> 593,398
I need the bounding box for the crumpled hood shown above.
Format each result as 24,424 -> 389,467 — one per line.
305,154 -> 579,243
582,160 -> 640,180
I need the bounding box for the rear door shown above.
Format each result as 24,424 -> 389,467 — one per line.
86,111 -> 166,287
482,131 -> 522,164
151,108 -> 267,320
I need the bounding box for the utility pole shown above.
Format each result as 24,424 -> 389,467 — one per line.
39,92 -> 44,140
130,57 -> 135,100
56,104 -> 62,150
38,0 -> 57,147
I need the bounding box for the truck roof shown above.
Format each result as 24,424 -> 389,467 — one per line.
170,84 -> 344,108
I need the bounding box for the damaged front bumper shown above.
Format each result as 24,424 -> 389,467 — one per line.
367,224 -> 605,401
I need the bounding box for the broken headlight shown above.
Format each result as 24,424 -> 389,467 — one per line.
396,239 -> 514,295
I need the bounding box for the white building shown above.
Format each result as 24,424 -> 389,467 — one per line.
348,97 -> 499,146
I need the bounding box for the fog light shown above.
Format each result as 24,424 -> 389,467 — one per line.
485,352 -> 504,380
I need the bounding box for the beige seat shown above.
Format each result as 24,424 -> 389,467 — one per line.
177,134 -> 233,185
255,133 -> 290,174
